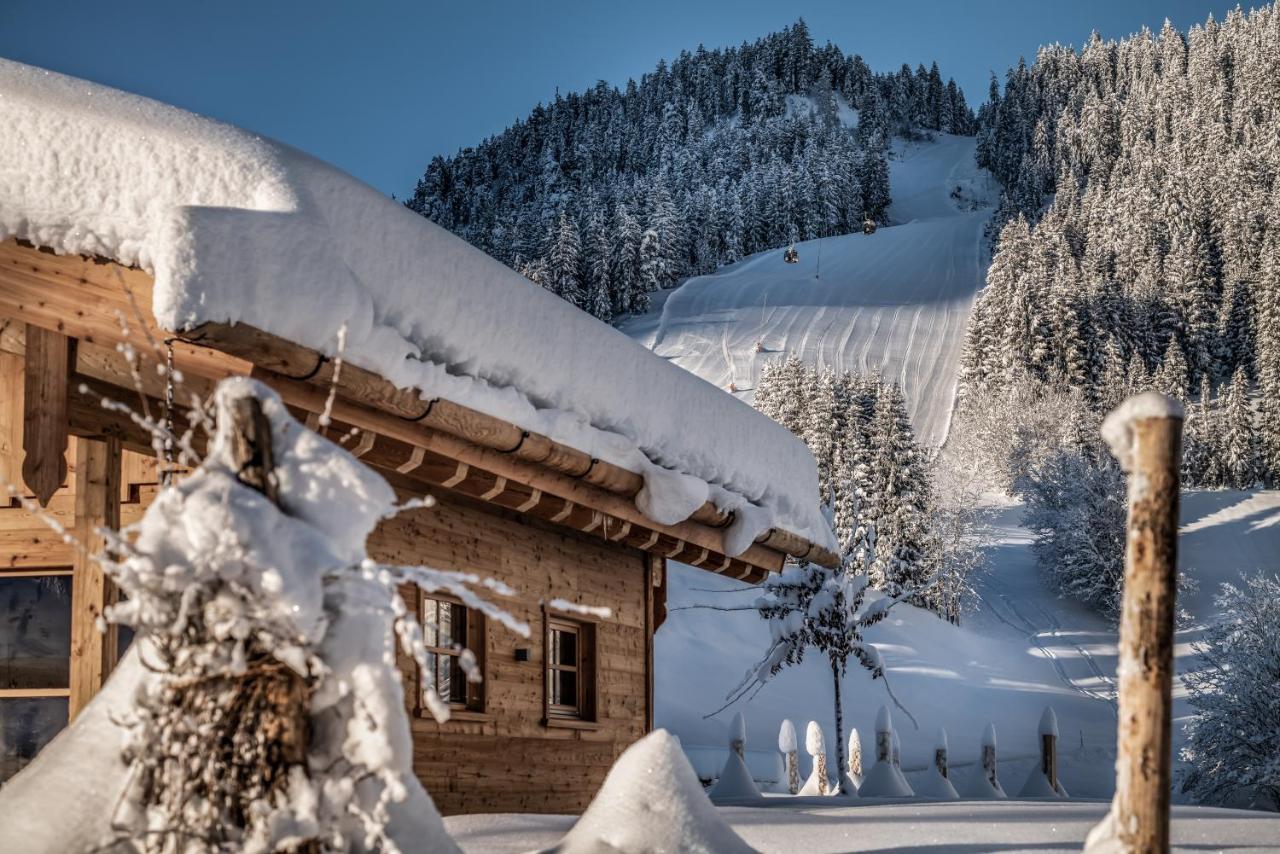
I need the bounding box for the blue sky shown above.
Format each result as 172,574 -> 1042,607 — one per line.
1,0 -> 1244,196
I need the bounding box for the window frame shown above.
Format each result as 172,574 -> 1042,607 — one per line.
418,592 -> 485,715
543,610 -> 597,726
0,567 -> 74,702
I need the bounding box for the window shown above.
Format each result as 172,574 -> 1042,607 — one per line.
1,570 -> 73,783
545,617 -> 596,722
421,595 -> 483,713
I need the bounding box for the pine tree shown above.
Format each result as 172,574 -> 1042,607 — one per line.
546,210 -> 584,306
1221,365 -> 1259,488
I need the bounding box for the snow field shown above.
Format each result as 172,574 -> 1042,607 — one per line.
656,489 -> 1280,805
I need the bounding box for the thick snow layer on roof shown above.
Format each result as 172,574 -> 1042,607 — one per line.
0,59 -> 833,554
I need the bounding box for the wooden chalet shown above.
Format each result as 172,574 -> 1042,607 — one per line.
0,58 -> 835,815
0,239 -> 836,812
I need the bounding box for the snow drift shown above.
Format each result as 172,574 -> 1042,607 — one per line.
549,730 -> 757,854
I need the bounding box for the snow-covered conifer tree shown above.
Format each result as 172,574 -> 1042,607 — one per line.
1179,574 -> 1280,810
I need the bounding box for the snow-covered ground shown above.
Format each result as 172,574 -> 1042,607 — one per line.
446,800 -> 1280,853
653,489 -> 1280,804
621,132 -> 997,446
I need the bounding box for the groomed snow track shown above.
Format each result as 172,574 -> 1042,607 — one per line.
621,133 -> 996,446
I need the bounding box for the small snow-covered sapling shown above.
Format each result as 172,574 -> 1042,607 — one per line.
778,719 -> 800,795
934,726 -> 949,780
847,727 -> 863,780
875,705 -> 892,765
730,710 -> 746,759
799,721 -> 829,795
1039,706 -> 1059,793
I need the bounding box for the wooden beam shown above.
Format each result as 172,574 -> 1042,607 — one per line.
21,324 -> 74,506
69,435 -> 121,720
1088,396 -> 1183,854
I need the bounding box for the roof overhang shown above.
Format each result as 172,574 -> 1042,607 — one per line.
0,239 -> 839,579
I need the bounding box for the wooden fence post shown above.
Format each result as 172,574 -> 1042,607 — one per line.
1087,392 -> 1183,854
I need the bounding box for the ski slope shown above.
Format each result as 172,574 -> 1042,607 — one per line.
621,133 -> 998,446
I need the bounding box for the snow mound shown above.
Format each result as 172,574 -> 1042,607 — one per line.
915,768 -> 959,800
1018,765 -> 1069,799
857,758 -> 915,798
708,750 -> 762,801
0,57 -> 833,558
550,730 -> 757,854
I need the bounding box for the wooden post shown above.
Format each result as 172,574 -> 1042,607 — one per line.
69,436 -> 122,720
1042,732 -> 1058,793
1087,393 -> 1183,854
21,325 -> 74,506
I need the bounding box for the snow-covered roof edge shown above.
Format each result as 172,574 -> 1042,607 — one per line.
0,59 -> 835,557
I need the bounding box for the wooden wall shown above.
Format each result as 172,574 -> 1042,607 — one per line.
369,488 -> 652,816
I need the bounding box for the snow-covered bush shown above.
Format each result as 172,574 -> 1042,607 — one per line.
708,712 -> 761,800
798,721 -> 829,796
1019,444 -> 1127,615
847,727 -> 863,786
974,722 -> 1006,799
858,705 -> 913,798
1179,574 -> 1280,811
778,719 -> 800,795
2,378 -> 537,852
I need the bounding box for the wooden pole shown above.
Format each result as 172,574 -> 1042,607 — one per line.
69,435 -> 121,720
1087,393 -> 1183,854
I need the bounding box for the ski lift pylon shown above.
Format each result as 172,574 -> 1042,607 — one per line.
783,244 -> 799,264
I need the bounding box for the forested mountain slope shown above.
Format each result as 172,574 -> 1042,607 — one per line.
621,132 -> 996,446
960,4 -> 1280,488
407,21 -> 974,320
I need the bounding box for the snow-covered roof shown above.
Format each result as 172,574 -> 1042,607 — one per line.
0,59 -> 834,556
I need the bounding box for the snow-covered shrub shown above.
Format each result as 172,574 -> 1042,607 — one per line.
5,378 -> 539,852
778,719 -> 800,794
916,727 -> 958,800
708,712 -> 761,800
973,722 -> 1006,799
798,721 -> 829,796
858,705 -> 913,798
1179,574 -> 1280,811
1018,444 -> 1127,616
847,727 -> 863,785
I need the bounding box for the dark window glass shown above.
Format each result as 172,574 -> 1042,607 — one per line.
551,670 -> 578,708
0,576 -> 73,690
0,697 -> 68,783
556,631 -> 577,667
422,598 -> 478,709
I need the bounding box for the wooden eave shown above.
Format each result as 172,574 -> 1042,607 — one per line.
0,238 -> 839,578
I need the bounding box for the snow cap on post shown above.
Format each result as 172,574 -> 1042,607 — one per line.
730,711 -> 747,746
1038,706 -> 1059,738
1101,392 -> 1184,474
805,721 -> 825,756
982,722 -> 997,748
778,719 -> 797,754
875,705 -> 892,735
935,726 -> 948,751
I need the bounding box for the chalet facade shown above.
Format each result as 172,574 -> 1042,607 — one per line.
0,59 -> 835,815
